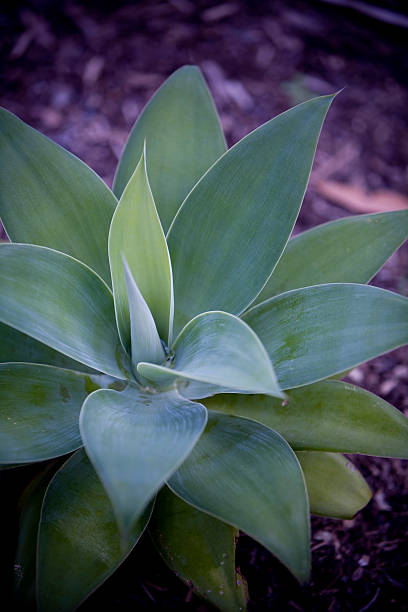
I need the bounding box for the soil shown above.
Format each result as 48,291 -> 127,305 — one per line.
1,1 -> 407,610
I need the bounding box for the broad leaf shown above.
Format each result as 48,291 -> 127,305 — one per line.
150,486 -> 247,611
0,363 -> 110,464
168,411 -> 310,584
253,210 -> 408,305
113,65 -> 226,232
79,387 -> 207,538
138,311 -> 284,398
0,322 -> 97,373
204,380 -> 408,458
37,449 -> 152,612
123,259 -> 165,370
168,95 -> 334,335
14,464 -> 57,607
109,151 -> 173,348
0,244 -> 131,379
297,451 -> 372,519
0,108 -> 116,284
243,283 -> 408,389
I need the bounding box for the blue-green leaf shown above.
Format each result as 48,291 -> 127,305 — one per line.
113,65 -> 226,232
0,107 -> 116,284
138,311 -> 284,399
79,387 -> 207,538
0,322 -> 97,373
0,363 -> 108,464
204,380 -> 408,458
0,244 -> 131,379
252,210 -> 408,305
168,411 -> 310,584
123,259 -> 165,370
168,95 -> 334,335
37,449 -> 152,612
243,283 -> 408,389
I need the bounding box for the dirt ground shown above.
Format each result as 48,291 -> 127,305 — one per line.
1,1 -> 408,610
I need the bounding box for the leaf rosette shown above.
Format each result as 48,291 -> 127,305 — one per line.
1,66 -> 408,611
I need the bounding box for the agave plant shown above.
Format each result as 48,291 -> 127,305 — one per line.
1,65 -> 408,612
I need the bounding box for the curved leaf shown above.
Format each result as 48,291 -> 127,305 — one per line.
0,107 -> 116,284
297,451 -> 372,519
109,151 -> 173,348
0,244 -> 131,379
168,411 -> 310,584
0,363 -> 109,464
113,65 -> 226,232
138,311 -> 283,398
37,449 -> 152,612
243,283 -> 408,389
168,95 -> 334,335
253,210 -> 408,305
0,322 -> 97,373
123,259 -> 165,370
14,464 -> 57,607
79,387 -> 207,538
203,380 -> 408,458
150,486 -> 247,611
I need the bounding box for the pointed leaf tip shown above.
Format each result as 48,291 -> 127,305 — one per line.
168,94 -> 334,336
113,65 -> 226,232
80,387 -> 207,538
109,151 -> 173,350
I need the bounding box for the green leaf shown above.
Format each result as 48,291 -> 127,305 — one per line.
14,464 -> 57,608
109,150 -> 173,348
37,449 -> 152,612
0,321 -> 97,373
138,311 -> 284,399
123,258 -> 165,370
168,411 -> 310,584
0,363 -> 108,464
113,65 -> 226,232
203,380 -> 408,458
0,244 -> 131,380
253,210 -> 408,305
297,451 -> 372,519
150,486 -> 248,611
168,95 -> 334,336
243,283 -> 408,389
0,108 -> 116,284
79,387 -> 207,538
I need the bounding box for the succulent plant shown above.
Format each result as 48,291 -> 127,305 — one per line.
1,65 -> 408,612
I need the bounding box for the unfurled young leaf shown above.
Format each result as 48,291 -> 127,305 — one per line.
1,66 -> 408,612
123,258 -> 165,370
109,150 -> 173,349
